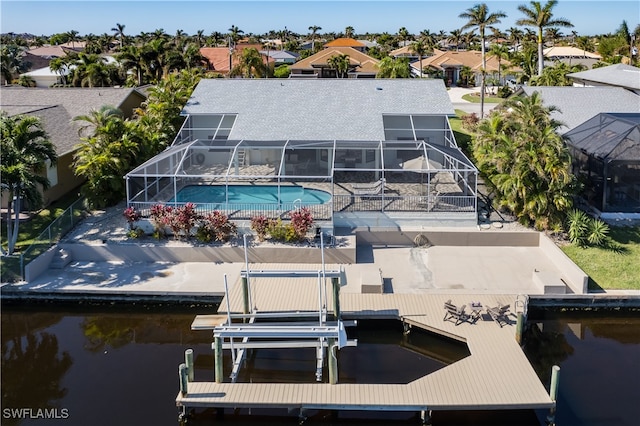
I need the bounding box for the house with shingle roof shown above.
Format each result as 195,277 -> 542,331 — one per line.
515,86 -> 640,216
567,64 -> 640,95
543,46 -> 602,69
289,47 -> 379,78
517,86 -> 640,133
0,87 -> 146,208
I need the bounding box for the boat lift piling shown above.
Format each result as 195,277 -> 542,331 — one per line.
206,234 -> 355,387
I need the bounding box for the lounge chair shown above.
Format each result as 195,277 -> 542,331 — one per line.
443,300 -> 471,325
486,303 -> 510,327
352,179 -> 385,197
352,178 -> 385,190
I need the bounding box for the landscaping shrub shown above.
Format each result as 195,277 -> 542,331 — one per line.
197,211 -> 237,243
170,203 -> 199,239
123,206 -> 141,231
566,209 -> 610,247
461,112 -> 479,131
289,207 -> 314,241
149,204 -> 172,238
250,215 -> 270,241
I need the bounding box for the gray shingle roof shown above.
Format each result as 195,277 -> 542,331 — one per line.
0,87 -> 146,155
519,86 -> 640,133
182,79 -> 455,140
567,64 -> 640,91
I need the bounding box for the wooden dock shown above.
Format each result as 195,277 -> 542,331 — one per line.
176,271 -> 554,415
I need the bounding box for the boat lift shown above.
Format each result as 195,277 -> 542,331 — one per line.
199,233 -> 357,385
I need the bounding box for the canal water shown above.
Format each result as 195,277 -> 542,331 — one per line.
1,305 -> 638,426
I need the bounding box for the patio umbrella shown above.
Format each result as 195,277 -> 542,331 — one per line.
401,156 -> 441,187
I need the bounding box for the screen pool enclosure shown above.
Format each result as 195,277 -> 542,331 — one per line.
126,137 -> 478,226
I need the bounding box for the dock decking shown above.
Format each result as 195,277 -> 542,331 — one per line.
176,272 -> 553,414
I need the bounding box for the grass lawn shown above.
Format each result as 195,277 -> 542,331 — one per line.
449,110 -> 473,155
561,226 -> 640,291
0,191 -> 83,253
462,92 -> 505,104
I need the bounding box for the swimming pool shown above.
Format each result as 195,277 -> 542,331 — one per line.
171,184 -> 331,206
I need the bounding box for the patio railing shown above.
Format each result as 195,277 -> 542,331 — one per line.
128,201 -> 334,222
0,197 -> 88,283
332,194 -> 476,213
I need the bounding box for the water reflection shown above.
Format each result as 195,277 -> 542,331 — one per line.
524,310 -> 640,426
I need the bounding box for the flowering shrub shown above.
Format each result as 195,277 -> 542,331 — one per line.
123,206 -> 141,231
197,211 -> 237,243
250,215 -> 270,241
289,207 -> 314,241
149,204 -> 172,238
170,203 -> 200,239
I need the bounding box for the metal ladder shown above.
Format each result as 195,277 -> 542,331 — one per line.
237,149 -> 246,166
515,294 -> 529,318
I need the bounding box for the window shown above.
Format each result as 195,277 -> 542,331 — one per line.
45,159 -> 58,186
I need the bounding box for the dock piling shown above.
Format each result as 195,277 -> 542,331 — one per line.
328,338 -> 338,384
547,365 -> 560,425
179,363 -> 188,396
214,337 -> 223,383
241,276 -> 250,316
332,277 -> 340,319
420,409 -> 432,425
515,312 -> 525,345
185,349 -> 194,382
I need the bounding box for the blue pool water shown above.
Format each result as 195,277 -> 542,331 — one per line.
171,185 -> 331,206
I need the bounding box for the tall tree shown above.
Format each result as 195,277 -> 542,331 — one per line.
376,57 -> 411,78
111,23 -> 126,50
1,44 -> 30,84
327,53 -> 351,78
308,25 -> 322,52
228,25 -> 244,45
344,26 -> 355,38
516,0 -> 573,76
472,92 -> 575,230
459,3 -> 506,118
230,47 -> 266,78
66,30 -> 79,49
409,40 -> 429,77
0,114 -> 57,255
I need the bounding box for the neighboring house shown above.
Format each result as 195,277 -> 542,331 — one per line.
517,86 -> 640,133
516,87 -> 640,215
543,46 -> 601,69
200,44 -> 270,75
567,64 -> 640,95
323,38 -> 367,52
564,113 -> 640,215
20,66 -> 66,87
418,49 -> 516,86
260,50 -> 299,65
126,79 -> 478,231
289,47 -> 380,78
26,45 -> 78,59
0,87 -> 147,209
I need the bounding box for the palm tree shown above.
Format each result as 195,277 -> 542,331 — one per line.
230,47 -> 266,78
48,57 -> 70,85
376,57 -> 411,78
490,44 -> 510,85
111,23 -> 126,50
71,53 -> 111,87
228,25 -> 244,45
194,30 -> 205,48
409,40 -> 429,77
507,27 -> 525,52
448,29 -> 463,51
472,92 -> 574,230
66,30 -> 79,49
516,0 -> 573,76
309,25 -> 322,52
116,45 -> 144,85
0,113 -> 57,255
1,44 -> 29,84
397,27 -> 412,45
327,54 -> 351,78
344,26 -> 355,38
459,3 -> 506,118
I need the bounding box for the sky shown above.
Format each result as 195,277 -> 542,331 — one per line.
1,0 -> 638,38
